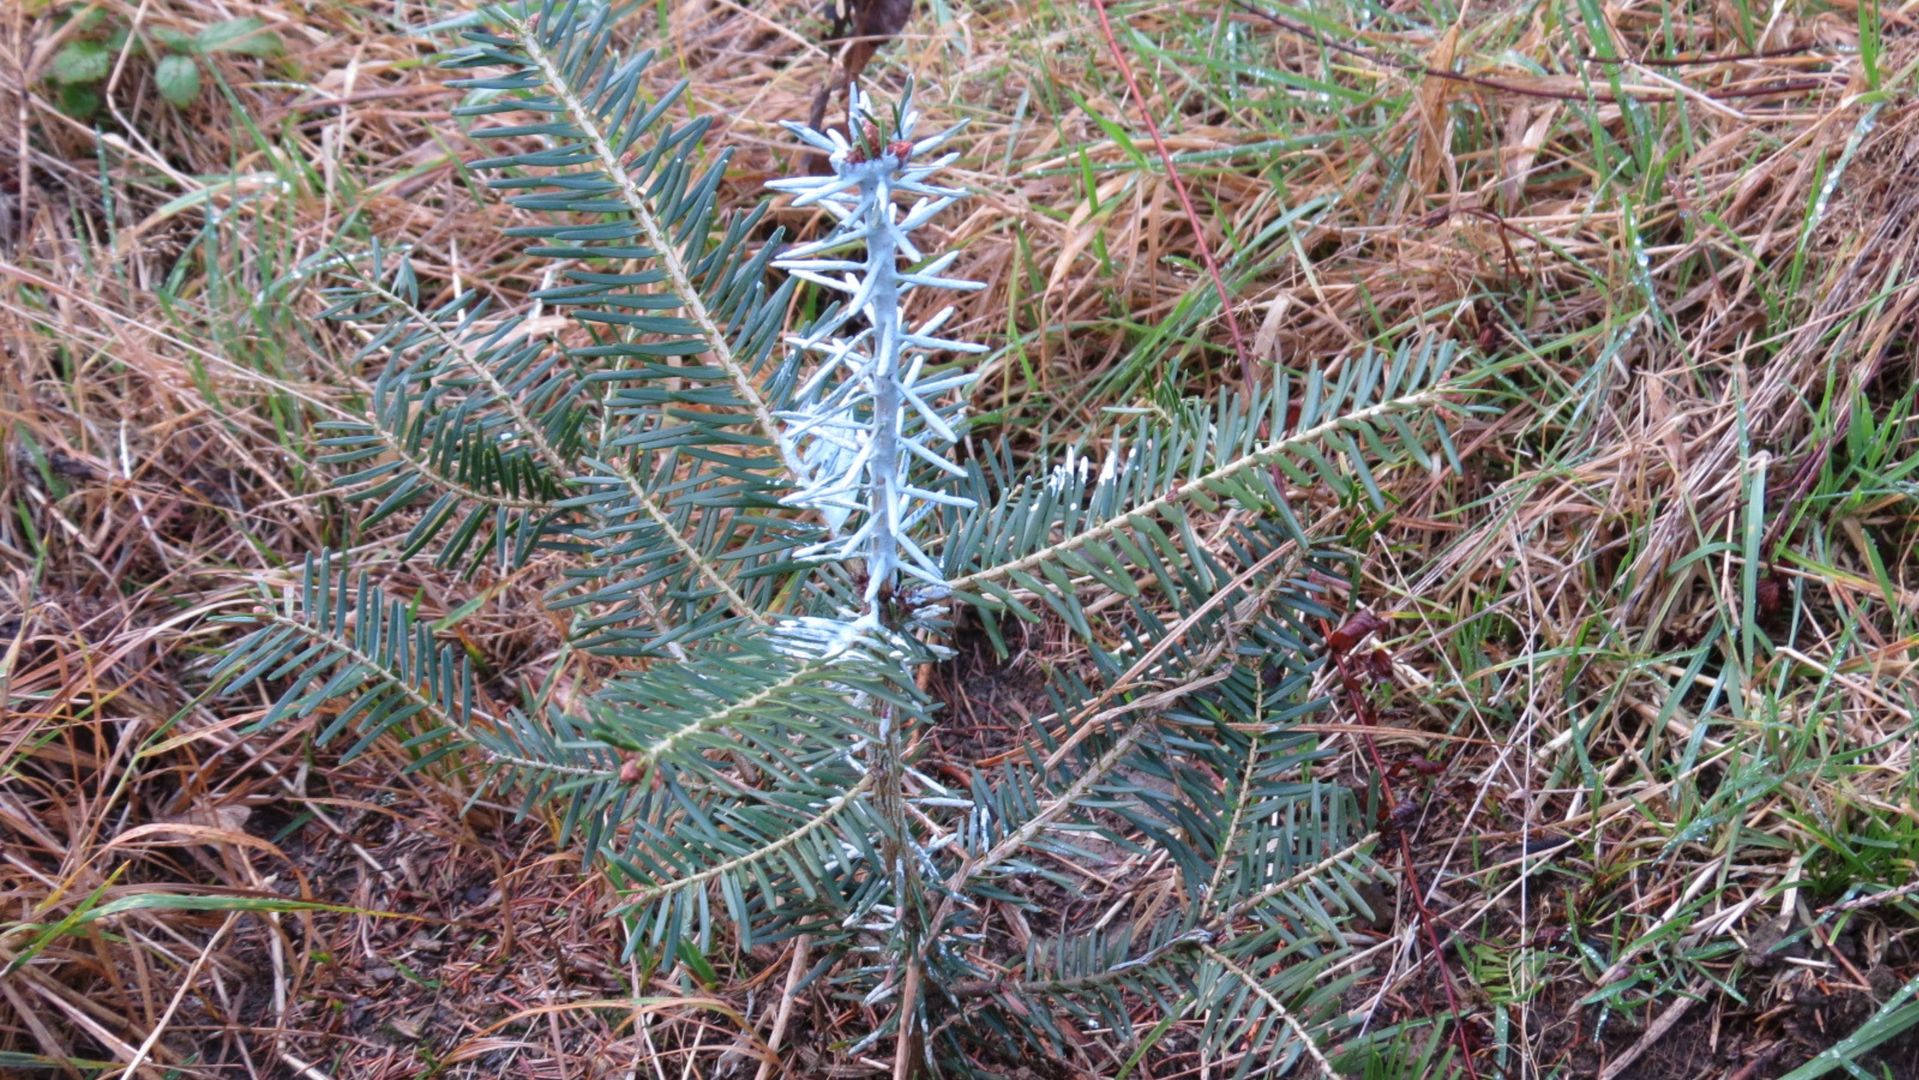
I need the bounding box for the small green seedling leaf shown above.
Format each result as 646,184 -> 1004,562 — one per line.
196,17 -> 284,56
155,54 -> 201,107
676,939 -> 720,988
50,40 -> 112,84
151,27 -> 196,52
57,82 -> 101,118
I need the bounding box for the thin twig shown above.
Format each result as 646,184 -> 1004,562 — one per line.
757,936 -> 812,1080
1832,878 -> 1919,913
1089,0 -> 1256,394
1579,43 -> 1821,66
122,912 -> 242,1076
1322,615 -> 1482,1080
1598,984 -> 1702,1080
1232,1 -> 1826,104
1417,205 -> 1527,281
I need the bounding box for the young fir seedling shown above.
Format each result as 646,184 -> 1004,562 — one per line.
214,3 -> 1478,1072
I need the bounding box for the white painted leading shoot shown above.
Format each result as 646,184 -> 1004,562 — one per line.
768,83 -> 985,613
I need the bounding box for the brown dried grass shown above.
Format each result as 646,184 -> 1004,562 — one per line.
3,0 -> 1917,1075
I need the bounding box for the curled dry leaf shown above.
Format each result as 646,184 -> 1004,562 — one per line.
806,0 -> 916,154
1327,610 -> 1387,655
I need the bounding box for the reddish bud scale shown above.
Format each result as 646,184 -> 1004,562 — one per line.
1328,610 -> 1387,655
1757,570 -> 1786,616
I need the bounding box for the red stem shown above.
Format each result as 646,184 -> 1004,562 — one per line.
1087,0 -> 1257,396
1322,617 -> 1482,1080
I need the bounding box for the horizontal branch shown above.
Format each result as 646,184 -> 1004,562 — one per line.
260,611 -> 608,781
949,385 -> 1449,594
624,775 -> 873,903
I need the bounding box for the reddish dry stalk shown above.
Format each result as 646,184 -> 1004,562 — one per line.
1322,615 -> 1482,1080
1231,1 -> 1829,104
1087,0 -> 1256,395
